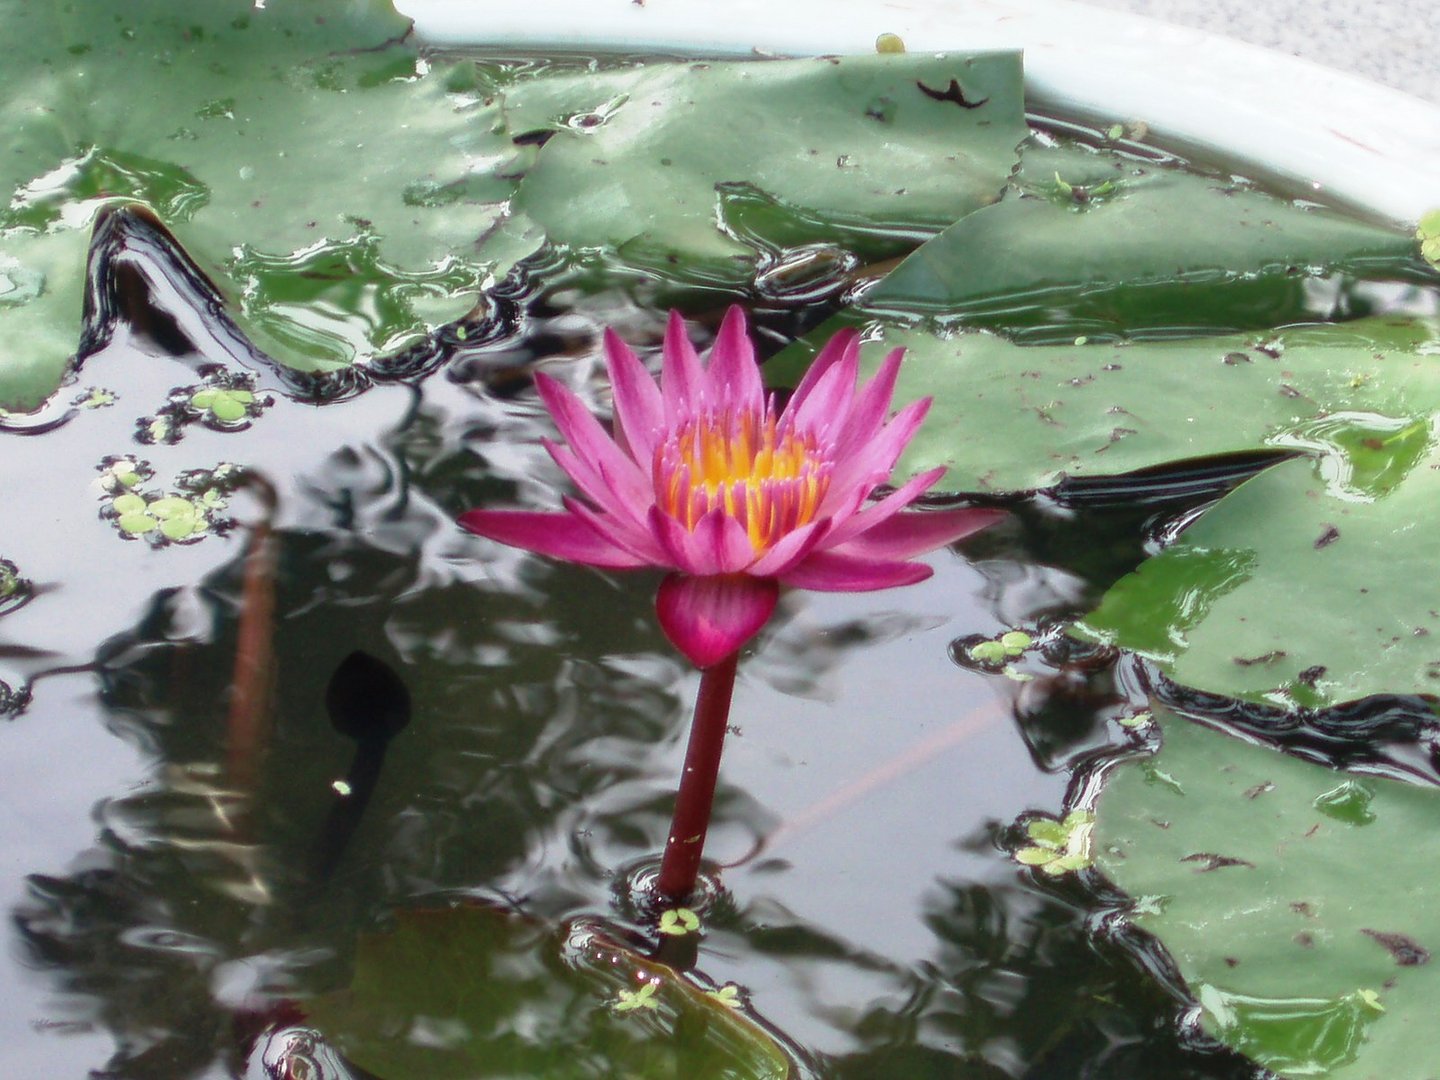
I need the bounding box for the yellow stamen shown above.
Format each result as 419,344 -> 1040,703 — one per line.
655,408 -> 831,552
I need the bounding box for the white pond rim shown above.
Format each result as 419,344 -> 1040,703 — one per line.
397,0 -> 1439,227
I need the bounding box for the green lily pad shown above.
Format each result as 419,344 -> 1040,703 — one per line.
302,904 -> 789,1079
1094,705 -> 1440,1079
0,0 -> 527,410
489,51 -> 1028,286
857,141 -> 1423,335
0,8 -> 1028,410
768,314 -> 1440,706
1078,445 -> 1440,707
0,231 -> 91,412
768,316 -> 1440,495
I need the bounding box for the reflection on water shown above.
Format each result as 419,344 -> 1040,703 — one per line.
0,279 -> 1270,1077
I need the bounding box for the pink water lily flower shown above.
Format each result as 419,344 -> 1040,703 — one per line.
459,307 -> 1003,668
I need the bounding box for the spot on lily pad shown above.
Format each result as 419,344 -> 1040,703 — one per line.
1314,780 -> 1376,826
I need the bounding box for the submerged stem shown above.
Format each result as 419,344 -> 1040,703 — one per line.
655,651 -> 740,904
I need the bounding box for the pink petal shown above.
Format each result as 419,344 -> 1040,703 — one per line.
647,506 -> 750,576
808,481 -> 871,536
535,374 -> 650,511
546,441 -> 638,525
784,332 -> 858,440
823,466 -> 947,548
786,324 -> 858,419
705,305 -> 763,412
656,572 -> 779,668
745,516 -> 831,577
779,550 -> 933,591
604,327 -> 665,463
649,507 -> 704,574
662,309 -> 708,423
458,509 -> 649,568
562,495 -> 669,565
835,506 -> 1007,562
834,347 -> 904,456
823,396 -> 932,511
708,509 -> 759,574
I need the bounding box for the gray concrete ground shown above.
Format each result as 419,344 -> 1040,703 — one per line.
1073,0 -> 1440,103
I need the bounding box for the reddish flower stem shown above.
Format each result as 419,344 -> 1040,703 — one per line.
655,650 -> 740,903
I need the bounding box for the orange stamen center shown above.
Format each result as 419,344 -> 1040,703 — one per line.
655,408 -> 831,552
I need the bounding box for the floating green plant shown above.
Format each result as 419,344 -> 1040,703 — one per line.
0,557 -> 30,617
100,462 -> 238,545
75,387 -> 116,410
137,372 -> 271,444
614,981 -> 661,1013
1014,809 -> 1094,875
968,629 -> 1033,665
301,907 -> 789,1078
657,908 -> 701,937
1419,208 -> 1440,269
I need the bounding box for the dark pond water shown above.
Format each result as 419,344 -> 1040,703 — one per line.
2,108 -> 1430,1078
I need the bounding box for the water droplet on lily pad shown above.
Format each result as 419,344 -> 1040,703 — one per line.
1193,984 -> 1376,1076
0,257 -> 45,309
1314,780 -> 1376,825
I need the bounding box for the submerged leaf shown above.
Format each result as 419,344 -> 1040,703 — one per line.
302,905 -> 789,1079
